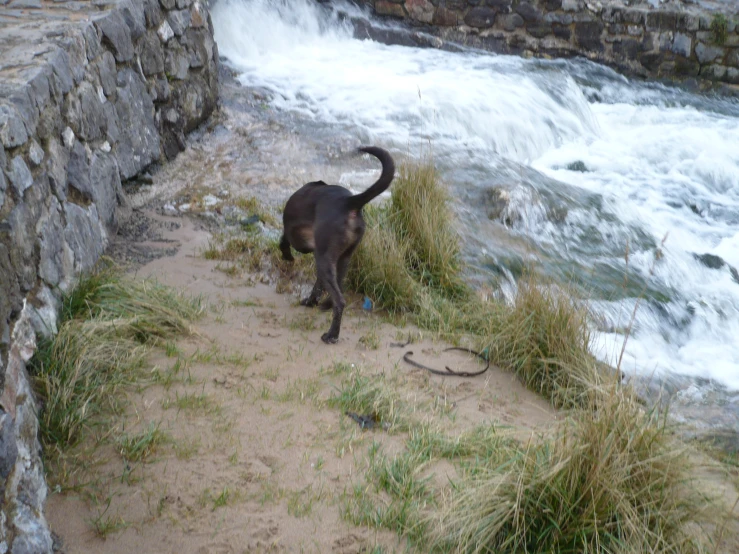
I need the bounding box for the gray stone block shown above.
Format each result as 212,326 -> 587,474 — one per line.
695,42 -> 724,64
165,44 -> 190,79
60,34 -> 87,86
82,21 -> 102,61
529,23 -> 552,39
28,141 -> 44,167
119,0 -> 147,40
0,412 -> 18,479
7,85 -> 39,141
143,0 -> 164,27
149,77 -> 171,102
613,37 -> 641,59
545,13 -> 573,25
575,21 -> 604,52
8,0 -> 41,7
672,33 -> 692,58
25,67 -> 51,114
8,156 -> 33,197
176,0 -> 193,8
66,140 -> 91,202
113,69 -> 160,180
0,104 -> 28,148
485,0 -> 511,12
168,9 -> 192,36
89,152 -> 123,233
38,196 -> 73,288
552,24 -> 571,41
103,102 -> 120,144
500,13 -> 524,32
66,82 -> 108,142
0,166 -> 5,211
46,138 -> 68,201
515,2 -> 541,23
8,199 -> 41,292
48,49 -> 74,99
64,202 -> 107,272
140,32 -> 165,76
95,11 -> 135,62
464,7 -> 497,28
700,64 -> 727,79
96,51 -> 118,98
160,0 -> 175,9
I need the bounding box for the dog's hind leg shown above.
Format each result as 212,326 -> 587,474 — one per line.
318,243 -> 358,311
300,279 -> 324,307
280,234 -> 294,262
316,258 -> 345,344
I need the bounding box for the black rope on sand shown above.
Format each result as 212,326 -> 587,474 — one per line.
402,347 -> 490,377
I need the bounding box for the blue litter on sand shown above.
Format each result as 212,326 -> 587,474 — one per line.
362,297 -> 373,311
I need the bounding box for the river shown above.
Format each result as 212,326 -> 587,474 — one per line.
211,0 -> 739,431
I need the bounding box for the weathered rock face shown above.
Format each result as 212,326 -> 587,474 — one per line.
0,0 -> 219,550
354,0 -> 739,91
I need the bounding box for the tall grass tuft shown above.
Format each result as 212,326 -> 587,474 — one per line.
350,157 -> 598,408
431,387 -> 707,553
346,157 -> 713,550
30,263 -> 203,451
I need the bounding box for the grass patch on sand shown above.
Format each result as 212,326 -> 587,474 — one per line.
341,157 -> 718,552
29,262 -> 203,454
349,157 -> 598,410
203,227 -> 315,286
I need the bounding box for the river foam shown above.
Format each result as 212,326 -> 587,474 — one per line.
213,0 -> 739,391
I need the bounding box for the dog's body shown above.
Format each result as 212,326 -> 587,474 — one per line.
280,146 -> 395,343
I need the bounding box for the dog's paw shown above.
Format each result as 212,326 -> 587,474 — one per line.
300,297 -> 318,307
321,333 -> 339,344
282,253 -> 295,262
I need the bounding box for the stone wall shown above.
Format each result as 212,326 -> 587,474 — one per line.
0,0 -> 219,550
359,0 -> 739,89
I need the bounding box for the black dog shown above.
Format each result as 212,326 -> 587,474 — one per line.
280,146 -> 395,344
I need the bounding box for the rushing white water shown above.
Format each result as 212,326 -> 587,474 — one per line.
212,0 -> 739,391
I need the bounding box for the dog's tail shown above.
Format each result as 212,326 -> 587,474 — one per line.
347,146 -> 395,211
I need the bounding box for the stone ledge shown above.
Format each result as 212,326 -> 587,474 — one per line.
0,0 -> 219,551
353,0 -> 739,93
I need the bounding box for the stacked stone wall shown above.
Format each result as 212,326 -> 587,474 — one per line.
361,0 -> 739,89
0,0 -> 219,550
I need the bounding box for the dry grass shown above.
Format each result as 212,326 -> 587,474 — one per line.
431,387 -> 707,553
344,157 -> 716,552
30,263 -> 203,452
350,157 -> 599,409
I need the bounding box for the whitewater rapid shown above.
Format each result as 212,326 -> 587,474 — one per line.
212,0 -> 739,391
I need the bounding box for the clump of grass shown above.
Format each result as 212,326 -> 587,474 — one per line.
204,233 -> 264,272
203,230 -> 315,287
233,195 -> 279,227
711,14 -> 729,46
117,423 -> 170,463
30,263 -> 202,451
391,161 -> 466,298
343,157 -> 714,550
430,388 -> 709,553
328,370 -> 408,432
482,278 -> 599,408
350,158 -> 598,408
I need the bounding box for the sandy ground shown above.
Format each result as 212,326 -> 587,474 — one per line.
45,214 -> 557,554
